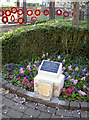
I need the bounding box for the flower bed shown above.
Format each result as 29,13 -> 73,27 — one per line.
1,53 -> 89,102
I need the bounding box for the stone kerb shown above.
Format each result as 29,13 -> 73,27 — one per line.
1,79 -> 89,111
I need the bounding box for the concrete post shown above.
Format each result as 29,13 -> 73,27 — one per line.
49,2 -> 55,19
23,0 -> 27,24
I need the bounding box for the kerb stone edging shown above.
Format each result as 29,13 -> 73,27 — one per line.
1,79 -> 89,111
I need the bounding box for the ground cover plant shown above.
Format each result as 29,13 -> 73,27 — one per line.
1,52 -> 89,102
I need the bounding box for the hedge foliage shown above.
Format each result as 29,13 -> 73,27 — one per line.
1,19 -> 89,64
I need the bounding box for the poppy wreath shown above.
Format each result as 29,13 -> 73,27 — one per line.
72,12 -> 73,16
31,16 -> 37,20
2,16 -> 8,24
10,15 -> 15,22
17,8 -> 24,16
63,11 -> 69,17
5,9 -> 11,16
11,7 -> 17,14
34,9 -> 41,16
56,8 -> 62,16
43,9 -> 49,16
27,9 -> 33,16
17,17 -> 24,24
0,9 -> 5,17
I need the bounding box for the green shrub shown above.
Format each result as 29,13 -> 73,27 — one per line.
1,19 -> 89,64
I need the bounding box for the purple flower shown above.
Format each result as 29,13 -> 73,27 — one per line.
75,72 -> 79,77
79,59 -> 82,63
87,91 -> 89,94
52,53 -> 54,57
25,76 -> 30,79
62,67 -> 66,71
73,64 -> 77,68
7,68 -> 12,71
82,68 -> 86,72
82,72 -> 86,76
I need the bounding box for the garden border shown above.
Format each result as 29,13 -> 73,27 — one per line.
1,78 -> 89,111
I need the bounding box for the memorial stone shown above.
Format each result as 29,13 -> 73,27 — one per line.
34,60 -> 65,101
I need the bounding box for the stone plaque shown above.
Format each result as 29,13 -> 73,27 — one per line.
40,61 -> 60,73
36,80 -> 53,101
38,82 -> 51,97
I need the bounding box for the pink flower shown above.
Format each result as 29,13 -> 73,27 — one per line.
62,59 -> 65,63
83,85 -> 87,89
73,79 -> 78,85
37,65 -> 40,71
72,86 -> 76,90
86,73 -> 89,76
78,90 -> 87,96
66,88 -> 72,96
68,65 -> 72,71
33,64 -> 36,67
23,79 -> 25,85
17,77 -> 20,80
0,63 -> 2,66
65,72 -> 68,75
9,76 -> 13,79
82,68 -> 86,72
62,67 -> 66,71
20,68 -> 25,74
28,81 -> 34,87
75,67 -> 79,71
34,61 -> 37,64
69,78 -> 74,82
63,95 -> 66,98
58,55 -> 61,60
42,54 -> 45,58
46,53 -> 49,56
47,58 -> 50,61
67,75 -> 71,79
26,82 -> 29,85
61,88 -> 66,93
6,72 -> 10,75
81,77 -> 85,81
87,91 -> 89,94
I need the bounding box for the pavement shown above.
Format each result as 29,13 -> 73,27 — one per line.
0,88 -> 88,119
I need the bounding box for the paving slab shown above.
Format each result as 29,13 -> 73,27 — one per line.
2,98 -> 15,108
7,109 -> 23,118
38,112 -> 51,118
25,107 -> 40,117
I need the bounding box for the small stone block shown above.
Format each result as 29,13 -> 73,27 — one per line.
17,88 -> 27,96
81,111 -> 88,118
10,85 -> 19,91
70,101 -> 80,110
5,84 -> 11,89
2,80 -> 8,85
81,102 -> 89,111
58,100 -> 69,109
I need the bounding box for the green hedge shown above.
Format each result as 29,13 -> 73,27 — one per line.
1,19 -> 89,64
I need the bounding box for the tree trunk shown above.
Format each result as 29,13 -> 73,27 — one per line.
49,2 -> 55,19
73,2 -> 79,25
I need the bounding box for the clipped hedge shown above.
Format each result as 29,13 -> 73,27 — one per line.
1,19 -> 89,64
